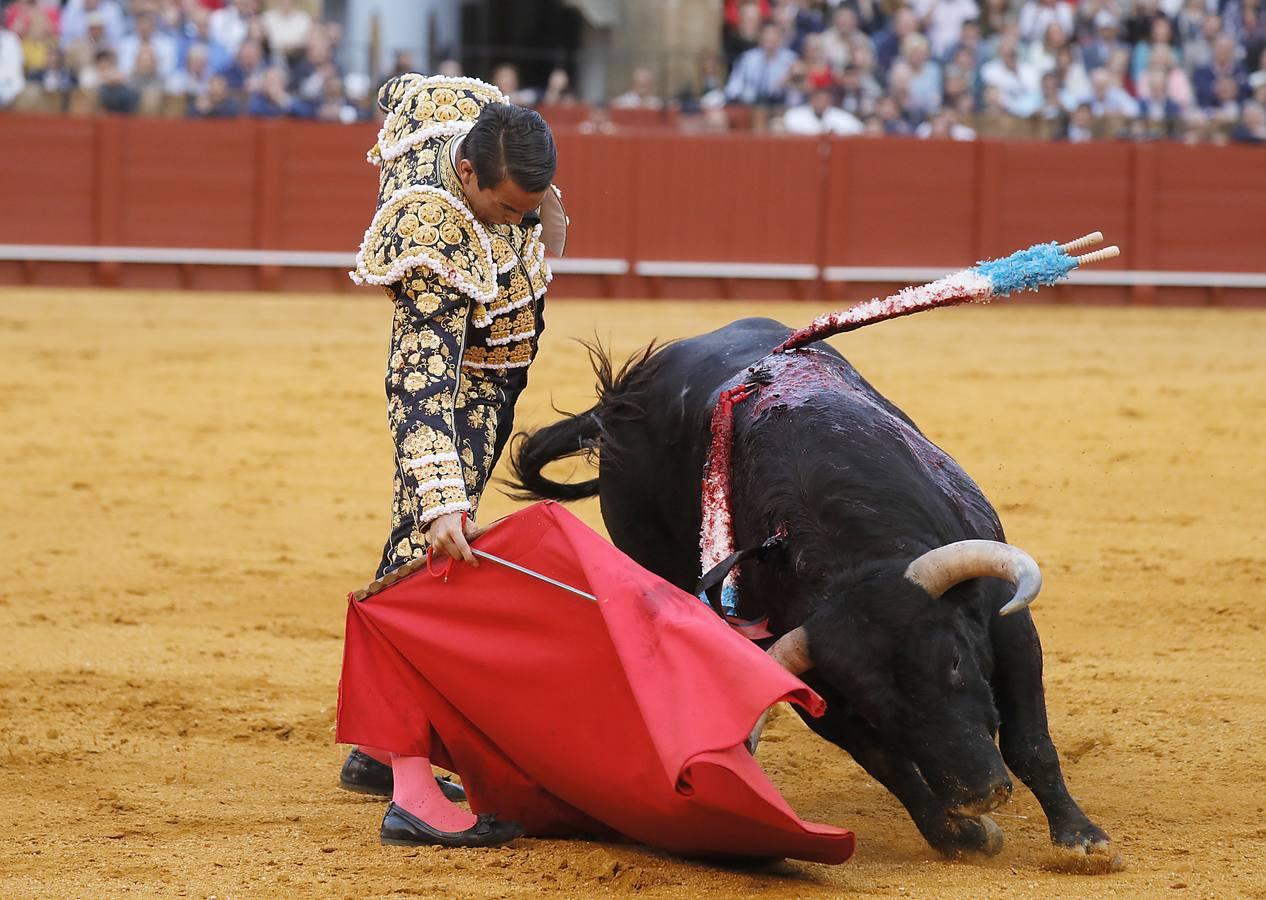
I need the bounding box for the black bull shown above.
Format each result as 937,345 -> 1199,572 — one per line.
509,318 -> 1111,858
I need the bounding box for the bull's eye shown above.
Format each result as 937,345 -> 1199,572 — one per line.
949,652 -> 963,684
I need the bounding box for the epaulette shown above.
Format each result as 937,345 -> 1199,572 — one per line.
350,185 -> 497,304
370,74 -> 507,165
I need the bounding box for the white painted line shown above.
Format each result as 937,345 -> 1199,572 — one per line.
0,245 -> 631,277
546,257 -> 629,275
635,260 -> 820,280
2,246 -> 1262,289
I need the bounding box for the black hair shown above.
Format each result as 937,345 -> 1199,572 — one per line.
462,103 -> 557,193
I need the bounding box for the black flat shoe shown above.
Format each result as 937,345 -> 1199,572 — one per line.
380,803 -> 524,848
338,749 -> 467,803
339,749 -> 393,796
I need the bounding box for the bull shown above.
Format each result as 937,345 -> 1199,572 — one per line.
508,317 -> 1112,859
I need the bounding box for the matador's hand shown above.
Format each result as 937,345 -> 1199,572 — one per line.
427,511 -> 482,566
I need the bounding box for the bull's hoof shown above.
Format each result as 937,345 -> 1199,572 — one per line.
1046,822 -> 1123,873
931,814 -> 1004,858
1053,821 -> 1112,854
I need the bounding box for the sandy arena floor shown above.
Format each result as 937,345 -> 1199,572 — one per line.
1,287 -> 1264,898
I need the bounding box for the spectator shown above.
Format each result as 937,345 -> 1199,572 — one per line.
290,32 -> 338,103
981,34 -> 1040,115
130,44 -> 166,115
890,33 -> 942,118
179,6 -> 232,74
1081,9 -> 1127,72
247,64 -> 297,116
837,61 -> 881,118
313,72 -> 356,123
725,21 -> 797,106
1131,16 -> 1180,85
1029,22 -> 1068,75
1052,45 -> 1092,107
4,0 -> 58,39
916,107 -> 976,139
781,60 -> 810,109
1137,68 -> 1184,137
910,0 -> 979,60
1033,70 -> 1068,136
946,19 -> 984,70
978,0 -> 1011,38
1193,35 -> 1247,109
579,102 -> 617,135
1063,102 -> 1096,141
873,93 -> 912,135
1208,74 -> 1244,133
38,45 -> 77,110
850,0 -> 887,36
490,62 -> 537,105
1017,0 -> 1074,44
0,22 -> 22,107
262,0 -> 311,63
61,0 -> 125,48
94,48 -> 139,113
674,53 -> 724,113
540,68 -> 576,106
774,0 -> 825,54
1178,107 -> 1214,144
874,7 -> 918,72
1183,14 -> 1226,75
723,0 -> 762,72
1120,0 -> 1161,45
209,0 -> 256,56
783,85 -> 864,135
974,83 -> 1033,137
220,38 -> 264,96
168,42 -> 213,112
821,6 -> 869,73
1138,45 -> 1194,109
18,2 -> 56,81
1086,66 -> 1140,118
611,66 -> 663,110
436,58 -> 462,78
799,33 -> 838,92
193,72 -> 241,117
1173,0 -> 1209,51
118,12 -> 178,78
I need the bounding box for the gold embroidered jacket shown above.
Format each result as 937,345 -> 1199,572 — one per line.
351,74 -> 555,564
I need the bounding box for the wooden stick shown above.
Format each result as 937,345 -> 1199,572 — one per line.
1075,246 -> 1120,266
1059,232 -> 1103,253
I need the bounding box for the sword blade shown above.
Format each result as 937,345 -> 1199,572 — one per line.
471,548 -> 598,603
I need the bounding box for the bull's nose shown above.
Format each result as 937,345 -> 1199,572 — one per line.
947,780 -> 1013,819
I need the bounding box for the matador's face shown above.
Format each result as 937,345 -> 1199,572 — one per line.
456,158 -> 547,228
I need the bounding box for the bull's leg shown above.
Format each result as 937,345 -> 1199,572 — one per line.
990,610 -> 1112,854
792,694 -> 1003,858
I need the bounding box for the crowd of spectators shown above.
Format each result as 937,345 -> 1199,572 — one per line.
2,0 -> 1265,146
0,0 -> 374,121
706,0 -> 1266,143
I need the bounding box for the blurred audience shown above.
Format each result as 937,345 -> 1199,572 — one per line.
2,0 -> 1265,147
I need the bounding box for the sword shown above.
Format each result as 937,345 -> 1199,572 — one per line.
471,548 -> 598,603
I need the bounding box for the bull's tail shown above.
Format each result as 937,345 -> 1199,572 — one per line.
506,405 -> 603,500
507,340 -> 665,502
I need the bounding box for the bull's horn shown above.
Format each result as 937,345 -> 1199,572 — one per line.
768,626 -> 812,675
904,540 -> 1042,616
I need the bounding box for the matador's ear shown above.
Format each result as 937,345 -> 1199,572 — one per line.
540,185 -> 568,257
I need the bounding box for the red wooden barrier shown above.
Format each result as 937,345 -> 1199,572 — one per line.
2,113 -> 1264,304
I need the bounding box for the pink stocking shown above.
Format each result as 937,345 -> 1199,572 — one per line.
391,754 -> 476,833
358,745 -> 392,767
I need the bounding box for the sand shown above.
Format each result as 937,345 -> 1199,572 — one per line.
1,287 -> 1264,898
